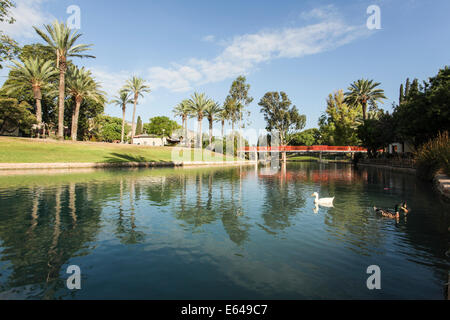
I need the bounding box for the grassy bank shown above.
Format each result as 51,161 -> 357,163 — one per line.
0,137 -> 235,163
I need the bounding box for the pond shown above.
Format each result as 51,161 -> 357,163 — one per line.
0,163 -> 448,299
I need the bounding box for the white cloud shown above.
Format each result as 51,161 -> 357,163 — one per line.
145,6 -> 369,92
0,0 -> 55,39
90,67 -> 132,98
201,35 -> 215,42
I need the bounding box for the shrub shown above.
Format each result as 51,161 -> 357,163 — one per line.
414,131 -> 450,180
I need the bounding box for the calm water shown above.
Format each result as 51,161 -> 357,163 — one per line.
0,163 -> 448,300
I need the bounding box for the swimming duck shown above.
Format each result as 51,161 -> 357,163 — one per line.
311,192 -> 334,206
374,205 -> 400,219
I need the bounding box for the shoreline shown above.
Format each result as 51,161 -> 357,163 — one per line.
0,160 -> 257,172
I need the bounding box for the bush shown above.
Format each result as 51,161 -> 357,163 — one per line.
414,131 -> 450,180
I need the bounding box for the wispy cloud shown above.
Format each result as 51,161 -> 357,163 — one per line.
145,6 -> 369,92
0,0 -> 54,39
201,35 -> 215,42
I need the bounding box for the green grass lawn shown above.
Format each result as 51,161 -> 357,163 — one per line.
287,155 -> 319,161
0,137 -> 236,163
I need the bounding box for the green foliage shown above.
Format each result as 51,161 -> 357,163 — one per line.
357,112 -> 395,157
0,98 -> 36,135
225,76 -> 253,128
318,90 -> 362,146
344,79 -> 386,120
258,91 -> 306,145
94,115 -> 128,142
290,128 -> 320,146
414,131 -> 450,180
0,0 -> 19,69
136,116 -> 143,135
143,116 -> 180,137
394,66 -> 450,147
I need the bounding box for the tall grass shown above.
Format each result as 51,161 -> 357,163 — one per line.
414,131 -> 450,180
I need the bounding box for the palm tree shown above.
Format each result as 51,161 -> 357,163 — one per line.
187,92 -> 214,148
173,99 -> 191,146
34,20 -> 95,139
3,57 -> 58,125
217,107 -> 228,138
65,66 -> 105,141
123,76 -> 151,144
204,102 -> 222,146
344,79 -> 386,120
111,90 -> 133,143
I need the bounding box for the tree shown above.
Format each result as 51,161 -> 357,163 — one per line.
318,90 -> 362,146
95,115 -> 129,142
290,128 -> 320,146
110,90 -> 133,143
217,108 -> 228,138
258,91 -> 306,162
344,79 -> 386,120
143,116 -> 180,137
136,116 -> 143,135
65,65 -> 105,141
357,112 -> 395,157
0,98 -> 36,135
204,101 -> 222,146
2,57 -> 57,125
0,0 -> 20,69
223,96 -> 238,133
225,76 -> 253,132
123,76 -> 151,143
173,99 -> 191,146
394,66 -> 450,147
187,92 -> 214,148
34,20 -> 95,139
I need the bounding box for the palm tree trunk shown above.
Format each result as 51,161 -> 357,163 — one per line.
71,98 -> 82,141
131,96 -> 137,144
197,117 -> 202,148
209,118 -> 213,147
57,66 -> 66,140
221,120 -> 224,137
362,102 -> 367,121
184,117 -> 188,147
121,105 -> 126,143
35,98 -> 42,124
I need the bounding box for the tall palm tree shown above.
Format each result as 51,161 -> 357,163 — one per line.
34,20 -> 95,139
217,107 -> 228,138
173,99 -> 191,146
3,57 -> 58,125
187,92 -> 214,148
204,102 -> 222,146
123,76 -> 151,144
65,66 -> 105,141
111,90 -> 133,143
344,79 -> 386,120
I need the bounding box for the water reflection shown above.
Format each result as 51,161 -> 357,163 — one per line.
0,164 -> 448,299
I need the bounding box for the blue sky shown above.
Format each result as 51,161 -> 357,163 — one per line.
1,0 -> 449,133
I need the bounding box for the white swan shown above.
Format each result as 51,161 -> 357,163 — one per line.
311,192 -> 334,206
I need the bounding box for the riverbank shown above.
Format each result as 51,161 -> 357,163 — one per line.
0,137 -> 245,167
434,173 -> 450,202
356,162 -> 417,175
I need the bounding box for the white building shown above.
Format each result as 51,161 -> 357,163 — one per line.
387,141 -> 414,154
132,135 -> 166,146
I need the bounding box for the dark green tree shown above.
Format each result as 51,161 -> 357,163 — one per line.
0,98 -> 36,136
143,116 -> 180,137
136,116 -> 143,135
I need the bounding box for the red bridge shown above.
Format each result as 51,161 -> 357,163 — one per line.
240,146 -> 370,153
